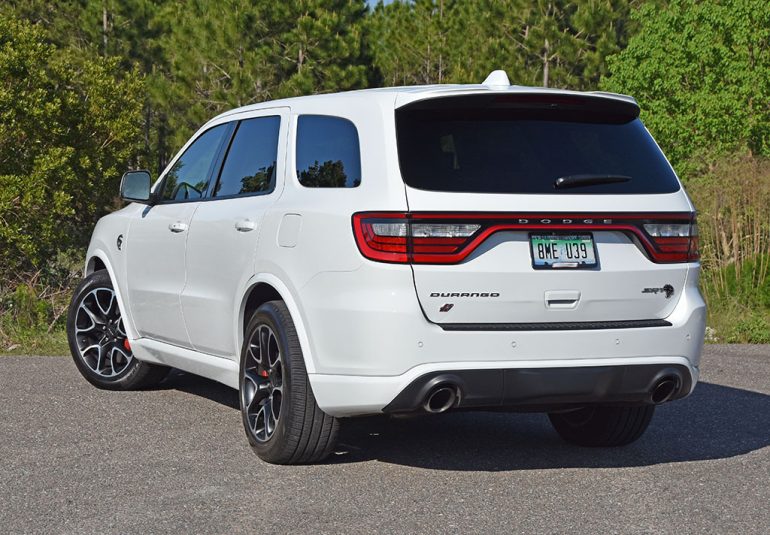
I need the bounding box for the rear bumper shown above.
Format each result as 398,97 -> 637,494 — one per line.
311,356 -> 698,417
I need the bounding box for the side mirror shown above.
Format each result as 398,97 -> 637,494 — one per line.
120,170 -> 153,204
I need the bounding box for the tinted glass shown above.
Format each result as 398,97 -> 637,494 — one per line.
161,124 -> 229,201
296,115 -> 361,188
396,95 -> 680,194
214,116 -> 280,197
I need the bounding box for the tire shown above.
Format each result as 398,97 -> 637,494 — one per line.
239,300 -> 339,464
548,405 -> 655,447
67,270 -> 169,390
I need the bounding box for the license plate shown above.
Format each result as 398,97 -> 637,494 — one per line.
530,233 -> 597,269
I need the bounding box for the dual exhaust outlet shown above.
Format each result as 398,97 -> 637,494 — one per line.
419,374 -> 682,414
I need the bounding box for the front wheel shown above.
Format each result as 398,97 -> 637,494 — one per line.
240,300 -> 339,464
548,405 -> 655,447
67,270 -> 169,390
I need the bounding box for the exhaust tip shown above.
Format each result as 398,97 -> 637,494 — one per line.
423,385 -> 458,413
650,376 -> 680,404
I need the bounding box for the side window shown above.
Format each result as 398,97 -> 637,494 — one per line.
213,116 -> 280,197
296,115 -> 361,188
161,124 -> 229,202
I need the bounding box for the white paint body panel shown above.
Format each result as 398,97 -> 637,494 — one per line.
413,231 -> 688,324
81,82 -> 706,417
125,203 -> 198,347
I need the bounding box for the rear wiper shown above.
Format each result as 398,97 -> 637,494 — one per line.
554,174 -> 632,190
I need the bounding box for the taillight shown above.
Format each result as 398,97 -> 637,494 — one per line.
352,212 -> 699,264
642,218 -> 699,262
352,213 -> 481,263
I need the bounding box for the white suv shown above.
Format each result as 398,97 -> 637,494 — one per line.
67,71 -> 705,464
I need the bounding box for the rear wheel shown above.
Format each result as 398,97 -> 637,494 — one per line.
67,270 -> 169,390
240,300 -> 339,464
548,405 -> 655,447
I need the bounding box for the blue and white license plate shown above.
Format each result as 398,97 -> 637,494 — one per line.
530,233 -> 597,269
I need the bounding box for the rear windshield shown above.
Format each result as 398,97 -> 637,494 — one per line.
396,95 -> 680,194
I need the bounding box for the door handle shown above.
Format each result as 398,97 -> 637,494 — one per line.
168,221 -> 188,233
235,219 -> 257,232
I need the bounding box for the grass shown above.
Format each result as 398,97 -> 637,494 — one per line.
0,321 -> 70,356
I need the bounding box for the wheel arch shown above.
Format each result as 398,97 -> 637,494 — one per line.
237,274 -> 317,374
86,256 -> 107,275
83,249 -> 137,340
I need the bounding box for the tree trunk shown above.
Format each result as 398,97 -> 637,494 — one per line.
298,47 -> 304,73
102,5 -> 108,57
542,38 -> 550,88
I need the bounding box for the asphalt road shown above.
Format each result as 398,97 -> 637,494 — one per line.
1,346 -> 769,534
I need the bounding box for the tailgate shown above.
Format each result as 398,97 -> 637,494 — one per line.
389,91 -> 697,327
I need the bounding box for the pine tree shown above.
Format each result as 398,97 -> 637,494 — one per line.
367,0 -> 641,90
155,0 -> 370,155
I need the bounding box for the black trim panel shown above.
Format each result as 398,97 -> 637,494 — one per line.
382,364 -> 693,413
439,319 -> 672,331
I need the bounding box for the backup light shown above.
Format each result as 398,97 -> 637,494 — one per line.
643,223 -> 690,237
411,223 -> 480,238
372,222 -> 408,237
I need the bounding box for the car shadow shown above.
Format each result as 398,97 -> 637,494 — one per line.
163,374 -> 770,471
160,370 -> 240,408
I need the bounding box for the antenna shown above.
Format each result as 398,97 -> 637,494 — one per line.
482,70 -> 510,88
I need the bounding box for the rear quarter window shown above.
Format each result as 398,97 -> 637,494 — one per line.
396,95 -> 680,195
296,115 -> 361,188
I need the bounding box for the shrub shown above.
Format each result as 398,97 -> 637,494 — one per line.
0,18 -> 144,278
689,155 -> 770,308
687,154 -> 770,342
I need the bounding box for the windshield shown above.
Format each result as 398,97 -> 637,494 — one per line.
396,94 -> 680,195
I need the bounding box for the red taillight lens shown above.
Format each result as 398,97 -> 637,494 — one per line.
353,212 -> 699,264
353,215 -> 409,263
642,219 -> 699,262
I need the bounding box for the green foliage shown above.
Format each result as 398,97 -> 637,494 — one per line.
602,0 -> 770,173
1,0 -> 167,70
689,155 -> 770,306
368,0 -> 493,85
0,18 -> 144,275
8,285 -> 51,329
687,154 -> 770,343
0,247 -> 82,353
369,0 -> 643,89
729,315 -> 770,344
155,0 -> 371,152
709,307 -> 770,345
0,319 -> 70,355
